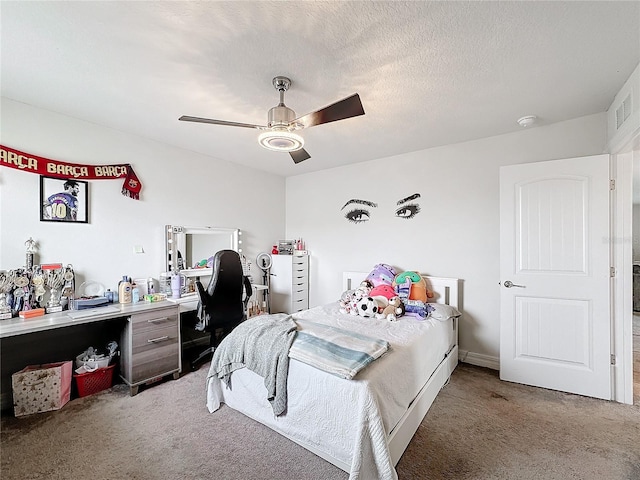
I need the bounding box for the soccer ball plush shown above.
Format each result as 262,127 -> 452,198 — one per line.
356,296 -> 382,318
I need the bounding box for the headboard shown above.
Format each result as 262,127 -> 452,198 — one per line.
342,271 -> 460,310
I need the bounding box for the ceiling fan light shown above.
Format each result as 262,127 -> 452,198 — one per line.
258,131 -> 304,152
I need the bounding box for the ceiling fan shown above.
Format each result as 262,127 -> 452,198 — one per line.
179,76 -> 365,164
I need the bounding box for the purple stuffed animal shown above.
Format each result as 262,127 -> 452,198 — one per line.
365,264 -> 397,288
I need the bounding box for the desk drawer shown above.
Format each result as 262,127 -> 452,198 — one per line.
131,314 -> 178,337
130,308 -> 177,328
120,305 -> 181,387
131,323 -> 178,381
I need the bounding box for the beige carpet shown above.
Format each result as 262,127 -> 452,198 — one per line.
2,363 -> 639,480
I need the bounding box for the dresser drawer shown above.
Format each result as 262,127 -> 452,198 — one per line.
292,263 -> 308,276
292,288 -> 308,303
291,297 -> 308,312
292,255 -> 308,267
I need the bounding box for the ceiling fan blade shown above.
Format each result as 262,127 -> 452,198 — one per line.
179,116 -> 265,129
293,93 -> 364,129
290,148 -> 311,164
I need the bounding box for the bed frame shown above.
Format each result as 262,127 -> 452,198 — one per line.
298,272 -> 461,471
214,272 -> 461,474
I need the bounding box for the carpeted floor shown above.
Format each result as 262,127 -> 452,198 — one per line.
1,363 -> 639,480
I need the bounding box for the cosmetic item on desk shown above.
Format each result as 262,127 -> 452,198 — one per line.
118,276 -> 132,304
131,282 -> 140,303
170,273 -> 184,299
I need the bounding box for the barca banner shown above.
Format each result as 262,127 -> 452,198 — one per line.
0,145 -> 142,199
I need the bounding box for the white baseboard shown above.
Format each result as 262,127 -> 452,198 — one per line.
458,350 -> 500,371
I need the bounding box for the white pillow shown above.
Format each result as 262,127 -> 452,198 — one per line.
428,303 -> 461,321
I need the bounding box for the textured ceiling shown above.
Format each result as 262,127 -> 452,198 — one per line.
1,1 -> 639,177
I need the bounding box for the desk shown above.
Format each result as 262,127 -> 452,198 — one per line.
165,284 -> 269,313
0,301 -> 181,409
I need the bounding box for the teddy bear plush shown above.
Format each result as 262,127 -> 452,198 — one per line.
381,296 -> 405,321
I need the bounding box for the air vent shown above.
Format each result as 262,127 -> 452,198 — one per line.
615,93 -> 632,130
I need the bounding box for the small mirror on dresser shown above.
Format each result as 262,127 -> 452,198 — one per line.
165,225 -> 241,278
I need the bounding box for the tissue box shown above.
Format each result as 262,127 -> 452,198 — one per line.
12,361 -> 72,417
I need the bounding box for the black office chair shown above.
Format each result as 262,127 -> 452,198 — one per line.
190,249 -> 252,370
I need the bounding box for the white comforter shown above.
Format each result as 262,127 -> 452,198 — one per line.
206,302 -> 455,480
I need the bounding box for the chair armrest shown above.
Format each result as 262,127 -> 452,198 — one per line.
242,276 -> 253,309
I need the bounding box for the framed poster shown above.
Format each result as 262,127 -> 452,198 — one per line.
40,176 -> 89,223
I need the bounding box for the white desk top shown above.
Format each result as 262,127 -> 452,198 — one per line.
0,301 -> 179,339
166,284 -> 268,312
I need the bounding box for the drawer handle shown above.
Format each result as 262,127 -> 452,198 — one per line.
147,335 -> 170,344
147,317 -> 170,324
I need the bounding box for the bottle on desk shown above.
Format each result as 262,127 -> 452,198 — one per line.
131,282 -> 140,303
118,276 -> 132,304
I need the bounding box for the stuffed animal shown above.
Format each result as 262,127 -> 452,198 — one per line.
339,280 -> 374,315
381,296 -> 405,321
393,271 -> 434,302
370,284 -> 397,302
404,299 -> 435,319
356,296 -> 383,318
365,264 -> 397,288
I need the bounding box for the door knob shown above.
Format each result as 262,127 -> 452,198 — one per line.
503,280 -> 525,288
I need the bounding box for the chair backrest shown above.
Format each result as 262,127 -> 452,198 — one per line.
196,249 -> 252,330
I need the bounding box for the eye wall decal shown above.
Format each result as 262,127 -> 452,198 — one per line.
341,193 -> 422,224
341,199 -> 378,224
395,193 -> 421,220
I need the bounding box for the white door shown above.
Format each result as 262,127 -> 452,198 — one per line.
500,154 -> 611,400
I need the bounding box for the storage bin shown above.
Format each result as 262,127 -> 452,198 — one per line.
74,364 -> 115,397
12,361 -> 72,417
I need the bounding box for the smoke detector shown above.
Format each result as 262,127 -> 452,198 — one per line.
517,115 -> 537,127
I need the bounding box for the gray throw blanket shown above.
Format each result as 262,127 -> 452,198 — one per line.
209,313 -> 297,416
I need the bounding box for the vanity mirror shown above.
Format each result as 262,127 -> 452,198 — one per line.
165,225 -> 241,278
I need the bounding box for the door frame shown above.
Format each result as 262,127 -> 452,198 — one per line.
611,134 -> 638,405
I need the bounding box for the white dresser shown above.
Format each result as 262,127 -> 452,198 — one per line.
270,253 -> 309,314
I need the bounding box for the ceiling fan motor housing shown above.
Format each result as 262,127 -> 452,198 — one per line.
267,105 -> 296,130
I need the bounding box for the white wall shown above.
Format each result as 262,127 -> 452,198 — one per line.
634,155 -> 640,262
285,113 -> 607,365
0,98 -> 285,291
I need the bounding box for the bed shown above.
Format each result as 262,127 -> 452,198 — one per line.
206,272 -> 460,480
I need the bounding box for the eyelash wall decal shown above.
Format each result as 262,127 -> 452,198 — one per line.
342,193 -> 421,223
345,209 -> 371,223
395,203 -> 421,219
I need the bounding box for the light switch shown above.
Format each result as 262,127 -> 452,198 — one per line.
134,245 -> 144,254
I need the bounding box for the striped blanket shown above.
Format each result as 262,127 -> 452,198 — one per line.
289,319 -> 390,379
